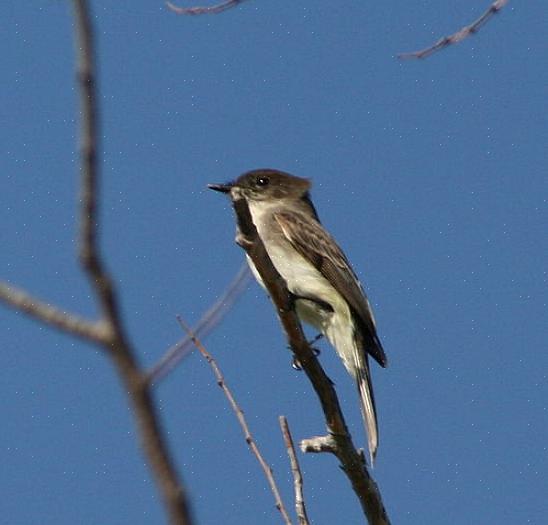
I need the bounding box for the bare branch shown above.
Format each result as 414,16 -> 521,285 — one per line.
112,351 -> 194,525
73,0 -> 124,338
167,0 -> 248,16
148,263 -> 251,385
71,2 -> 194,523
229,196 -> 390,525
176,316 -> 293,525
398,0 -> 509,60
0,281 -> 109,345
279,417 -> 310,525
2,4 -> 194,520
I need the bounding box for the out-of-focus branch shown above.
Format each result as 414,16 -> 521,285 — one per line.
398,0 -> 509,60
0,282 -> 108,344
0,2 -> 196,523
148,263 -> 251,385
167,0 -> 248,15
74,0 -> 121,331
176,317 -> 292,525
71,3 -> 194,524
229,195 -> 390,525
279,416 -> 310,525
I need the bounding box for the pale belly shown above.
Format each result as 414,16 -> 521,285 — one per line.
245,247 -> 358,376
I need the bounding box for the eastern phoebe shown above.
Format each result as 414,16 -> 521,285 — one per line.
209,169 -> 387,463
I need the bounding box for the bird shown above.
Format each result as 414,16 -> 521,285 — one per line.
209,168 -> 387,463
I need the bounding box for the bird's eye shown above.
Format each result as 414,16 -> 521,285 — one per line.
256,176 -> 270,187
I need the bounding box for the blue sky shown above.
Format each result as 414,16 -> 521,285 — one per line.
1,1 -> 547,524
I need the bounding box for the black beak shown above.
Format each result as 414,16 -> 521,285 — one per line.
208,182 -> 233,193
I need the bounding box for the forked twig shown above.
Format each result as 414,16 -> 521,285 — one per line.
279,417 -> 310,525
0,2 -> 194,523
398,0 -> 509,60
167,0 -> 248,15
176,316 -> 293,525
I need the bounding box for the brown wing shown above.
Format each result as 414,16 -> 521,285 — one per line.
274,211 -> 387,367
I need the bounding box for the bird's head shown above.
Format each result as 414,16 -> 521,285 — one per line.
208,169 -> 311,202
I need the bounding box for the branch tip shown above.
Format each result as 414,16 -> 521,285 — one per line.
167,0 -> 248,16
177,315 -> 292,524
398,0 -> 509,60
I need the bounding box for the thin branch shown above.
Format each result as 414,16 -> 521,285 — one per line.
148,262 -> 251,385
1,5 -> 193,520
167,0 -> 248,15
279,417 -> 310,525
113,352 -> 194,525
398,0 -> 509,60
71,2 -> 193,524
229,196 -> 390,525
176,316 -> 293,525
73,0 -> 124,337
0,281 -> 108,345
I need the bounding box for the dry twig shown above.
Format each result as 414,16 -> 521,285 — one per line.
176,316 -> 292,525
148,262 -> 251,384
167,0 -> 248,15
228,195 -> 390,525
72,4 -> 193,522
0,282 -> 107,344
279,417 -> 310,525
398,0 -> 509,60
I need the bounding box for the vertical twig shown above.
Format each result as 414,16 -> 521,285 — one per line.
279,417 -> 310,525
71,2 -> 193,523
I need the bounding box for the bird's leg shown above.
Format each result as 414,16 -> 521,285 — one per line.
309,332 -> 324,348
291,333 -> 323,370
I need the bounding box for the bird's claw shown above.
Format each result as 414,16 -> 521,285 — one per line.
291,347 -> 320,371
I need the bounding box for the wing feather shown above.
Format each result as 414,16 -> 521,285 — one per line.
274,210 -> 387,367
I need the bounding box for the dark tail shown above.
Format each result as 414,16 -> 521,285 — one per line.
354,352 -> 379,465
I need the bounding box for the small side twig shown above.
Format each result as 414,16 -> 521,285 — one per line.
398,0 -> 509,60
0,282 -> 108,344
300,435 -> 337,454
167,0 -> 248,15
176,316 -> 293,525
279,417 -> 310,525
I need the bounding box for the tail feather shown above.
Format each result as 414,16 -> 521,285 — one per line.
354,354 -> 378,465
323,306 -> 381,464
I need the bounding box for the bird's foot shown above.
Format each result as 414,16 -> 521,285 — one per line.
292,356 -> 302,370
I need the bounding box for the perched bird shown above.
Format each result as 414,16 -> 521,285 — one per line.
209,169 -> 387,463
